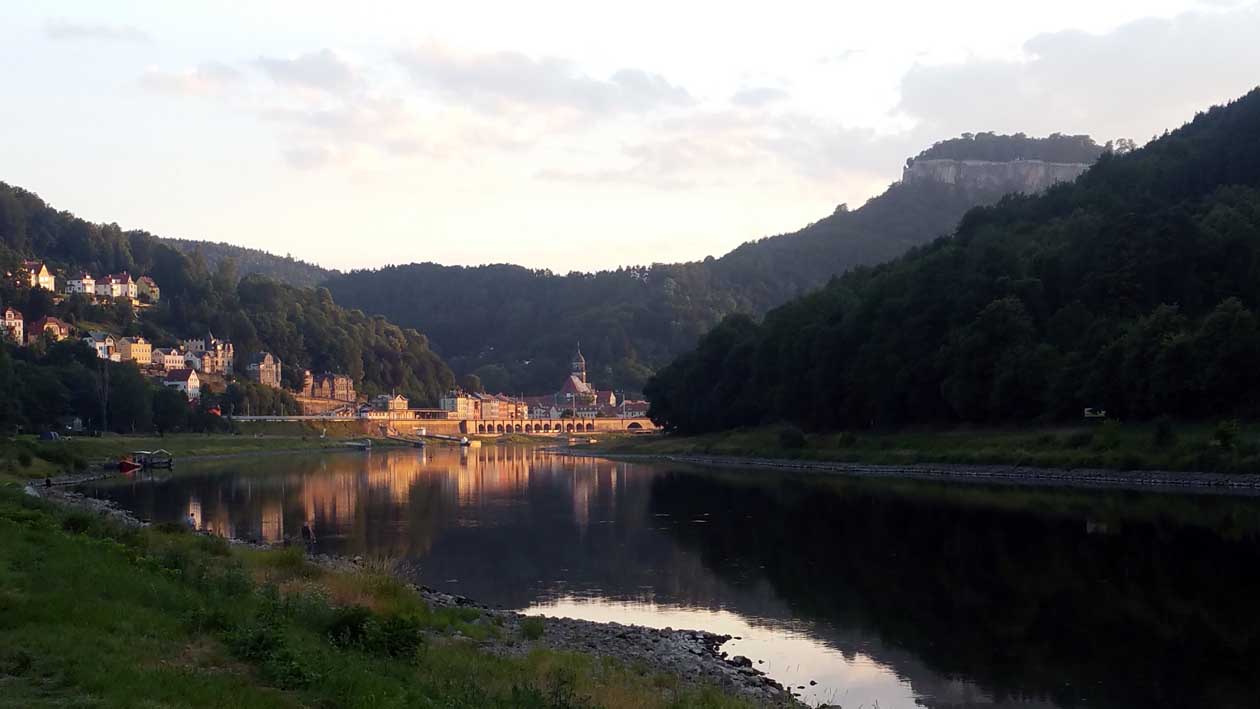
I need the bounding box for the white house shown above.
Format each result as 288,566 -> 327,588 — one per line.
95,273 -> 137,299
371,393 -> 410,411
83,331 -> 117,360
152,348 -> 186,371
65,273 -> 95,296
163,368 -> 200,400
2,307 -> 23,344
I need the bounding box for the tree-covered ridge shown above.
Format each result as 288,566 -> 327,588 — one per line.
0,182 -> 454,408
161,237 -> 337,288
645,87 -> 1260,434
908,132 -> 1107,165
324,136 -> 1068,394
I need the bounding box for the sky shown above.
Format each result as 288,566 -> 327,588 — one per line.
3,0 -> 1260,273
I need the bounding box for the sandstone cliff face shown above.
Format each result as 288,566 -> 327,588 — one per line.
902,158 -> 1091,195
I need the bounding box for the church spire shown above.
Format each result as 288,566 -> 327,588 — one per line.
571,342 -> 587,383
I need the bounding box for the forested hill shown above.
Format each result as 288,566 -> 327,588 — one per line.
645,87 -> 1260,434
0,183 -> 453,405
161,237 -> 336,288
324,133 -> 1101,394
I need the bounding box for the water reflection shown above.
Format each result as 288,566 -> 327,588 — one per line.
79,446 -> 1260,708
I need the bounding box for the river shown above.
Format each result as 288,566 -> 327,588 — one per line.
76,444 -> 1260,708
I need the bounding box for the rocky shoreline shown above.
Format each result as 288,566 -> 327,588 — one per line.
25,483 -> 801,707
311,554 -> 797,705
571,450 -> 1260,495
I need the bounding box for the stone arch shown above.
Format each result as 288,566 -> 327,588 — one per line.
627,421 -> 643,430
565,423 -> 574,432
585,423 -> 594,432
496,424 -> 505,433
542,423 -> 550,432
524,424 -> 533,433
477,424 -> 486,434
515,424 -> 523,433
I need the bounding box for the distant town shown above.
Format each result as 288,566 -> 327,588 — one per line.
2,260 -> 652,433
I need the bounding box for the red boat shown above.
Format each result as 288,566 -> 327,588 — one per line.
118,457 -> 142,474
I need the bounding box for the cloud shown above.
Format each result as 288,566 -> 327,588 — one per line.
731,87 -> 790,107
395,44 -> 693,115
256,49 -> 360,93
281,145 -> 334,170
897,5 -> 1260,144
44,18 -> 150,43
139,62 -> 243,96
538,109 -> 904,189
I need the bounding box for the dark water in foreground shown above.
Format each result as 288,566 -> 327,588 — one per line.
78,446 -> 1260,708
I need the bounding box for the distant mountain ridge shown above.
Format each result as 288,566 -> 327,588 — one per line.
322,132 -> 1104,394
161,237 -> 337,288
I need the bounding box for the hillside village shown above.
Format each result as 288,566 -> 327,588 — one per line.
1,261 -> 350,418
2,260 -> 650,429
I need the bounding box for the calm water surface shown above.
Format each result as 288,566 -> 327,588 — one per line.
78,445 -> 1260,708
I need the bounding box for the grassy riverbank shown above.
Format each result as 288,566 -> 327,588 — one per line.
0,426 -> 404,482
0,482 -> 750,709
589,421 -> 1260,474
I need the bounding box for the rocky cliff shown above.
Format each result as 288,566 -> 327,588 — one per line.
902,158 -> 1091,195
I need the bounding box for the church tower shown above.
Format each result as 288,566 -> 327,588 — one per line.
571,343 -> 587,384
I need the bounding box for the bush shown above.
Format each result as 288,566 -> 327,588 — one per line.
834,431 -> 858,448
60,512 -> 94,534
16,451 -> 32,468
1213,420 -> 1240,450
368,614 -> 424,659
227,619 -> 318,688
326,605 -> 374,648
521,616 -> 545,640
1065,431 -> 1094,448
777,425 -> 806,450
325,605 -> 423,659
1152,416 -> 1177,448
152,521 -> 190,535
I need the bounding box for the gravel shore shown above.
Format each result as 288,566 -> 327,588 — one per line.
311,554 -> 798,705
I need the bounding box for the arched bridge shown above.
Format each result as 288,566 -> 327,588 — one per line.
466,418 -> 655,435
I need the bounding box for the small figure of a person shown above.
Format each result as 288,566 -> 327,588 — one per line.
44,476 -> 52,489
301,521 -> 315,549
185,512 -> 197,530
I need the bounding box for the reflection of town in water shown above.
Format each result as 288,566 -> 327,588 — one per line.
172,446 -> 627,556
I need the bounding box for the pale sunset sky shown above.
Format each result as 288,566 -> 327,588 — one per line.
3,0 -> 1259,272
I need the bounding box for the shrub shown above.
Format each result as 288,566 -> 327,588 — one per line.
1152,416 -> 1177,448
226,619 -> 318,688
155,545 -> 193,574
60,512 -> 94,534
152,521 -> 190,535
185,605 -> 233,633
326,605 -> 374,648
1213,420 -> 1241,450
834,431 -> 858,448
325,605 -> 423,659
1065,431 -> 1094,448
195,534 -> 232,557
777,425 -> 806,450
16,451 -> 32,468
1095,420 -> 1122,450
368,614 -> 424,659
521,616 -> 545,640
